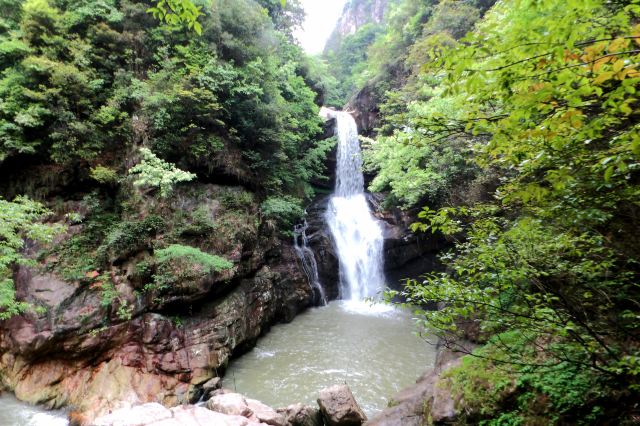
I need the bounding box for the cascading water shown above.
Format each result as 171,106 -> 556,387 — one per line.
325,111 -> 385,301
293,218 -> 327,305
224,111 -> 435,417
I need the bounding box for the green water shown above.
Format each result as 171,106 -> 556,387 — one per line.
223,300 -> 436,416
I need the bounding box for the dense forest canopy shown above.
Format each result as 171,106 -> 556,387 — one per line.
0,0 -> 639,423
0,0 -> 334,320
330,0 -> 639,423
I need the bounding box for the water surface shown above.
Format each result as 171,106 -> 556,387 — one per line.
0,393 -> 68,426
224,300 -> 436,416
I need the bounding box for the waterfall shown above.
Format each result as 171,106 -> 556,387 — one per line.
325,111 -> 385,301
293,219 -> 327,305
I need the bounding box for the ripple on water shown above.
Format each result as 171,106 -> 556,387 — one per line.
0,393 -> 68,426
223,300 -> 436,416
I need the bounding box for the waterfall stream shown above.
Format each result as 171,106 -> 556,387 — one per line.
224,110 -> 435,416
325,111 -> 385,300
293,218 -> 327,305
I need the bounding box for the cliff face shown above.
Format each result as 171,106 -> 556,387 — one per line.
0,185 -> 321,421
324,0 -> 391,54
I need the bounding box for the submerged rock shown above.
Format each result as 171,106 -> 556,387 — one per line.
317,384 -> 367,426
277,403 -> 323,426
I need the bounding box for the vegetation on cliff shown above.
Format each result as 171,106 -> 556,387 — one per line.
335,0 -> 640,422
0,0 -> 331,320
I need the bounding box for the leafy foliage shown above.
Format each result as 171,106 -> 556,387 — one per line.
150,243 -> 233,291
372,0 -> 640,422
128,148 -> 196,197
260,195 -> 304,232
147,0 -> 203,35
0,196 -> 62,319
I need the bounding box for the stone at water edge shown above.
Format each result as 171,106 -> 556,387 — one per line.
317,384 -> 367,426
206,392 -> 286,426
91,403 -> 260,426
201,376 -> 222,400
246,398 -> 287,426
277,403 -> 323,426
207,392 -> 253,418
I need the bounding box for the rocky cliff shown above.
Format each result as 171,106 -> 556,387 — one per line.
0,184 -> 320,421
324,0 -> 391,54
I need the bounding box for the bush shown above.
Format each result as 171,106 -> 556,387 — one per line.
149,244 -> 233,291
90,165 -> 119,184
128,148 -> 196,197
260,195 -> 304,233
97,215 -> 165,263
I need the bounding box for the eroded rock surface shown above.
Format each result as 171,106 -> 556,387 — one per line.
0,233 -> 315,421
93,403 -> 265,426
277,403 -> 323,426
317,384 -> 367,426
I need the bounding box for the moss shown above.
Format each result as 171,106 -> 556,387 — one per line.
147,244 -> 233,292
96,215 -> 165,263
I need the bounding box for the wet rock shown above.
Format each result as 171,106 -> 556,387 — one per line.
0,247 -> 314,421
277,403 -> 323,426
365,340 -> 476,426
201,376 -> 222,400
305,196 -> 340,299
317,384 -> 367,426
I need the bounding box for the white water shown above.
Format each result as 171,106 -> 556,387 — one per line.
325,111 -> 385,300
0,393 -> 68,426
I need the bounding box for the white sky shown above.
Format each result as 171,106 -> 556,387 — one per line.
294,0 -> 348,54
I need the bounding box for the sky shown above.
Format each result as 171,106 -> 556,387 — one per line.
294,0 -> 348,54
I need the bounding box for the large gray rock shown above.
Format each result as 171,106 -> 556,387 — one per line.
277,403 -> 322,426
247,398 -> 286,426
93,403 -> 261,426
201,377 -> 222,400
317,384 -> 367,426
207,392 -> 285,426
207,393 -> 253,418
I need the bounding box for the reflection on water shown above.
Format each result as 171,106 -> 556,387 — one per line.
0,393 -> 68,426
224,300 -> 436,416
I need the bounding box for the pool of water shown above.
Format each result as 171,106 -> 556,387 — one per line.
0,393 -> 68,426
223,300 -> 436,416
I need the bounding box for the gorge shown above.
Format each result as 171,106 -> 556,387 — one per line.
2,0 -> 639,424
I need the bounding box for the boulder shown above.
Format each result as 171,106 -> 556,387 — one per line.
93,403 -> 261,426
201,377 -> 222,400
317,384 -> 367,426
277,403 -> 322,426
247,398 -> 286,426
207,393 -> 253,418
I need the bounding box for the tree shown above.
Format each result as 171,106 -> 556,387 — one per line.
0,196 -> 63,319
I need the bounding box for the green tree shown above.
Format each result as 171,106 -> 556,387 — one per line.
0,197 -> 63,319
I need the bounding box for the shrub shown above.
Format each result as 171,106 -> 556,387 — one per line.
128,148 -> 196,197
149,244 -> 233,291
260,195 -> 304,233
97,215 -> 165,263
90,165 -> 119,184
